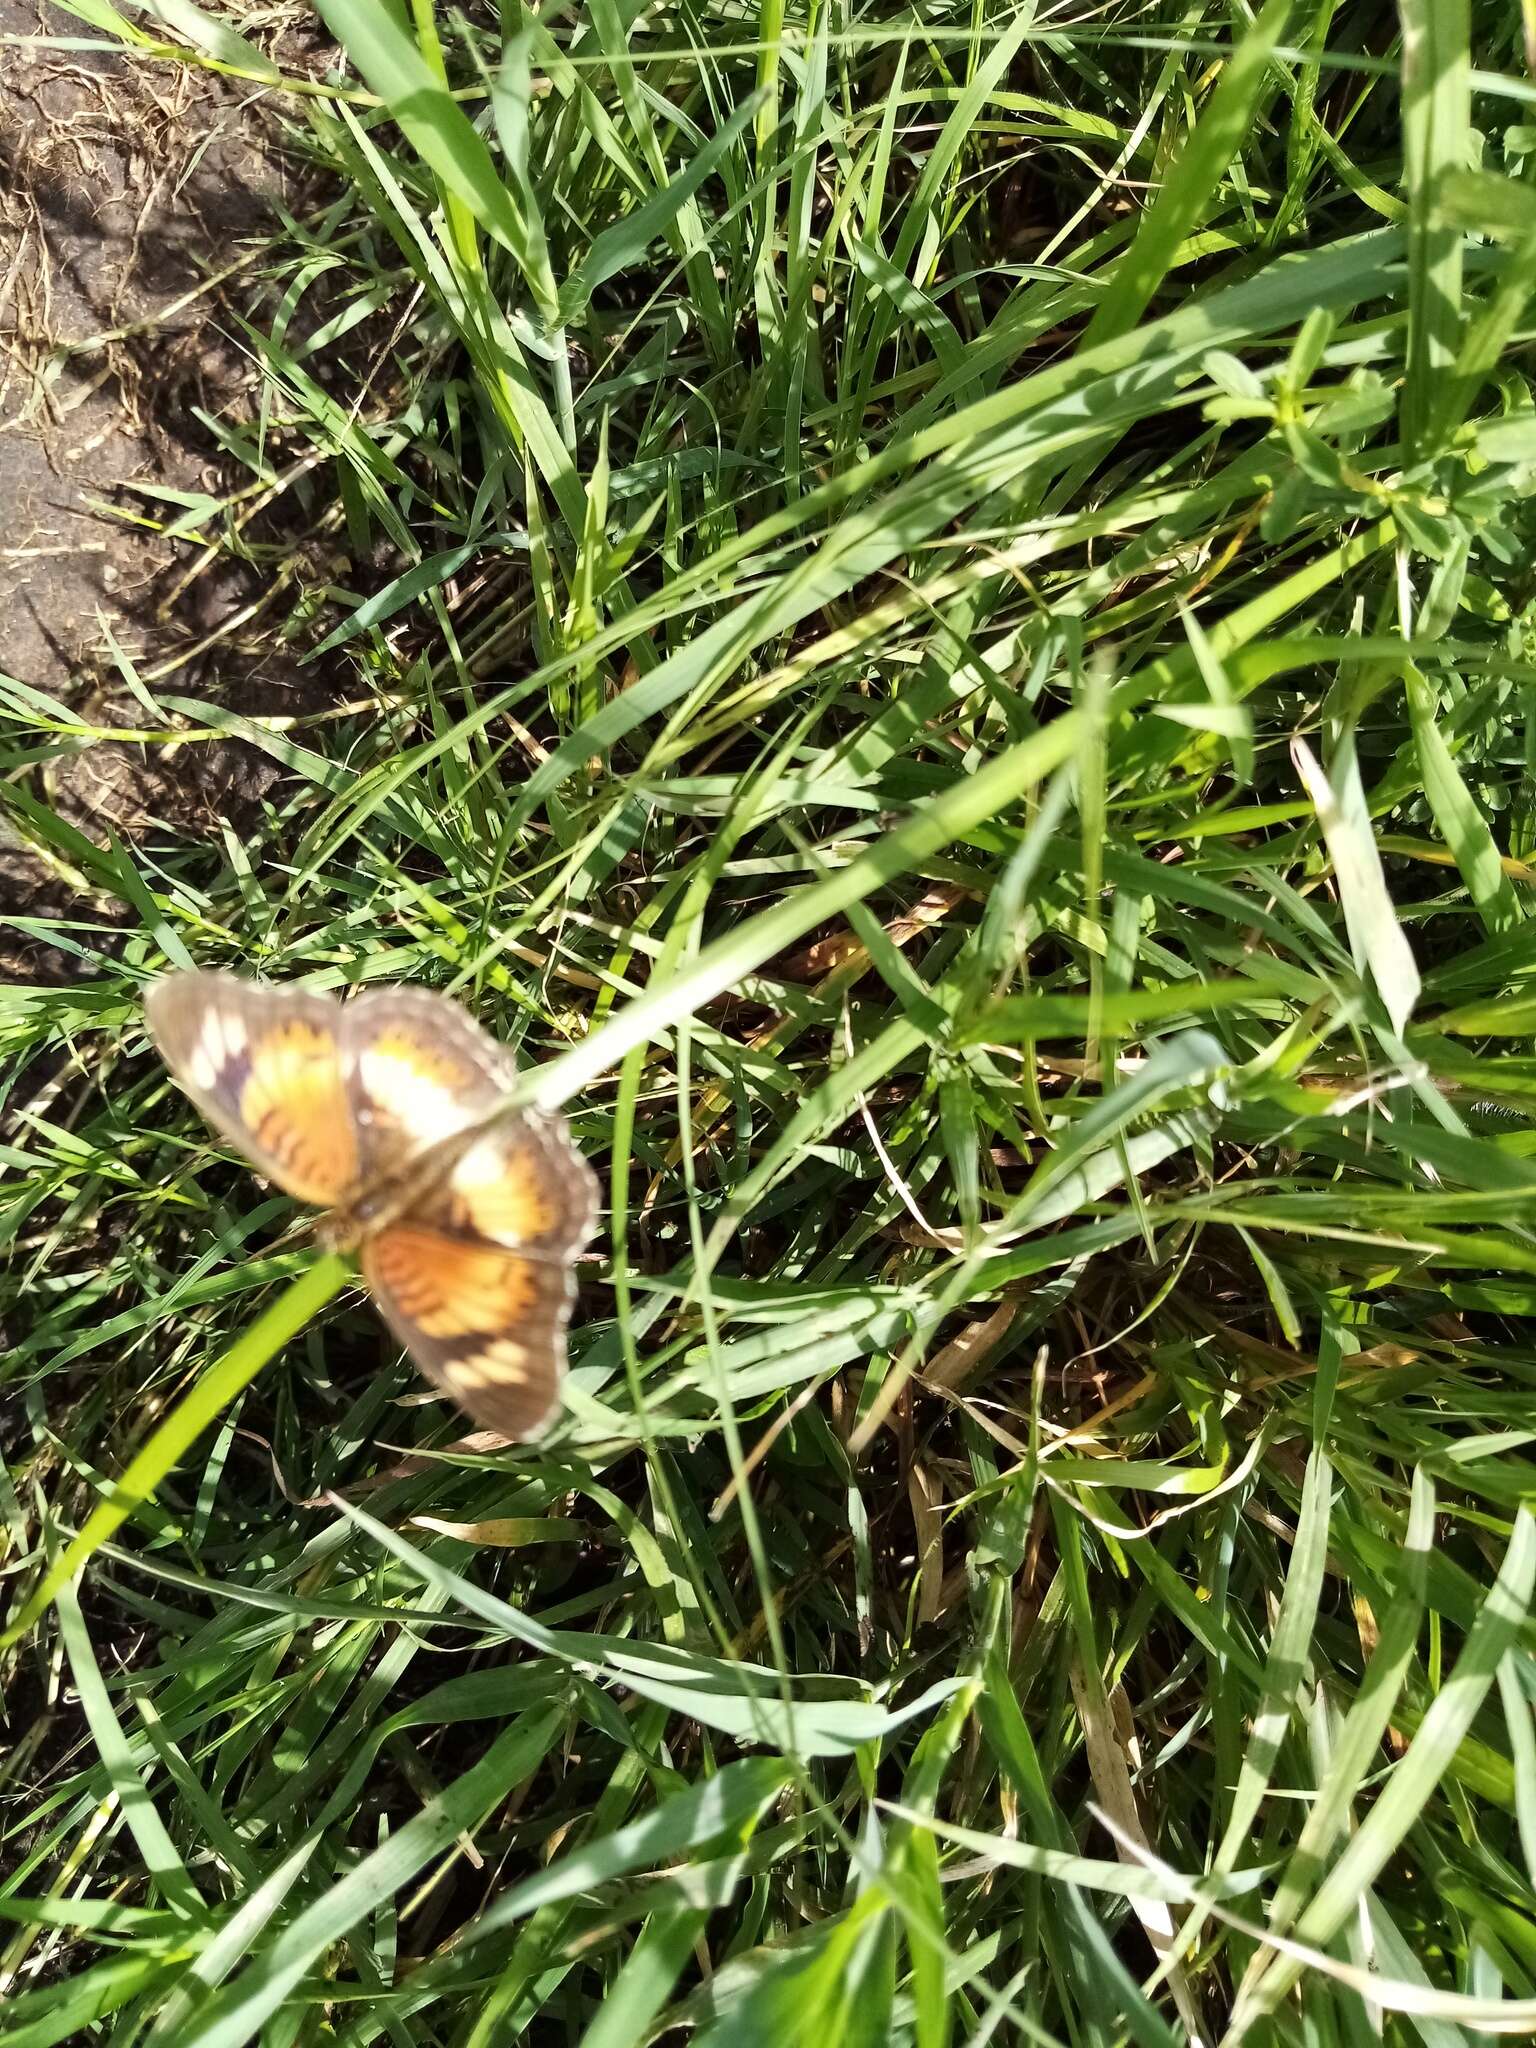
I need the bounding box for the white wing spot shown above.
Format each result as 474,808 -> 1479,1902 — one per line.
360,1045 -> 478,1143
186,1044 -> 219,1089
189,1008 -> 247,1089
452,1135 -> 508,1192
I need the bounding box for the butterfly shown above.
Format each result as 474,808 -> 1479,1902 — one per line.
145,971 -> 599,1440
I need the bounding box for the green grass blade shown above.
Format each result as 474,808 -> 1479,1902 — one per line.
1083,0 -> 1295,347
1401,0 -> 1471,455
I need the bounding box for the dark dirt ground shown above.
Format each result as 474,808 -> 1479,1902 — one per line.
0,1 -> 311,973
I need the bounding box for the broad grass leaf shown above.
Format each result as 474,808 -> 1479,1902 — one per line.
133,0 -> 279,76
1292,736 -> 1421,1035
1401,0 -> 1470,453
464,1758 -> 790,1939
313,0 -> 553,285
557,93 -> 763,325
1083,0 -> 1297,346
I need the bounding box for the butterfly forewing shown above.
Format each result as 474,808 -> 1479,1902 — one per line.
342,988 -> 517,1183
145,973 -> 358,1208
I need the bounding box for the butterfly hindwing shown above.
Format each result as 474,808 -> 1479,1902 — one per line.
361,1223 -> 576,1440
145,972 -> 358,1208
439,1115 -> 599,1254
362,1110 -> 598,1438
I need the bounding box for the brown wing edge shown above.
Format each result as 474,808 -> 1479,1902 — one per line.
542,1108 -> 603,1247
511,1109 -> 603,1257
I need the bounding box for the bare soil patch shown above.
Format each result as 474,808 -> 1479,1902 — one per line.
0,2 -> 308,972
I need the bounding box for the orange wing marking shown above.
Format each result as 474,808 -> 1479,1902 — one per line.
364,1227 -> 542,1338
357,1031 -> 487,1147
237,1019 -> 356,1205
447,1133 -> 562,1244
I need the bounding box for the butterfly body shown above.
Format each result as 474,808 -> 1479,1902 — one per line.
146,972 -> 598,1439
